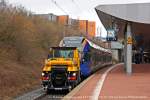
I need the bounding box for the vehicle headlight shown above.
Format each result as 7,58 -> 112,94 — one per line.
72,73 -> 76,76
41,72 -> 45,76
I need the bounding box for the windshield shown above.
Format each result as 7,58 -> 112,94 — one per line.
53,50 -> 74,58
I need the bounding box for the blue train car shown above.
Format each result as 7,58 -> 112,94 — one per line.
80,39 -> 91,77
60,36 -> 112,78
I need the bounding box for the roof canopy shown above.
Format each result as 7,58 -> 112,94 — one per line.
95,3 -> 150,51
96,3 -> 150,24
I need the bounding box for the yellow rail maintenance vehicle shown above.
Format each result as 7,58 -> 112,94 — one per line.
41,47 -> 81,92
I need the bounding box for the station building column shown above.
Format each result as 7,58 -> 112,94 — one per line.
125,22 -> 132,75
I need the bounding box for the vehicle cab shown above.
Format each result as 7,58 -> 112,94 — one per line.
41,47 -> 81,91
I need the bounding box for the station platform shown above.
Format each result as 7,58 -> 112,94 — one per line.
100,64 -> 150,100
64,63 -> 150,100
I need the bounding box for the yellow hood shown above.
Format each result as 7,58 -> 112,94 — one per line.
46,58 -> 74,66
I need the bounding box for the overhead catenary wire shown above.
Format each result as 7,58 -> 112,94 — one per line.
51,0 -> 96,21
71,0 -> 82,12
71,0 -> 94,18
51,0 -> 69,15
86,0 -> 96,15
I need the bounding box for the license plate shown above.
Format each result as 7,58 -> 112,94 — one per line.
54,88 -> 63,90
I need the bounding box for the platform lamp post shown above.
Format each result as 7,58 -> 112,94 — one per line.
125,22 -> 132,75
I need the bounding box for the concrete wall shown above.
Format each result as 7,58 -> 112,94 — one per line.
48,14 -> 57,21
79,20 -> 88,35
78,20 -> 96,37
37,13 -> 57,22
87,21 -> 96,37
57,15 -> 69,25
112,50 -> 119,63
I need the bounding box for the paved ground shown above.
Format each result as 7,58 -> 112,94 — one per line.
63,65 -> 112,100
100,64 -> 150,100
64,64 -> 150,100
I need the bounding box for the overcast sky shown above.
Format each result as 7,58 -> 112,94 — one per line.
8,0 -> 150,37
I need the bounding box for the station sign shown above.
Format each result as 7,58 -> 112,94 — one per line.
106,29 -> 117,41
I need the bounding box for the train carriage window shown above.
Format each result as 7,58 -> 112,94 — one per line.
102,53 -> 104,62
102,54 -> 105,62
95,53 -> 98,64
98,53 -> 101,62
100,53 -> 102,62
83,52 -> 91,62
104,55 -> 106,62
105,54 -> 107,62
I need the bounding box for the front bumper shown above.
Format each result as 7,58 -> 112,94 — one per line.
47,86 -> 72,91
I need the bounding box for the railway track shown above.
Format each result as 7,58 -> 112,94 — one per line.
36,90 -> 68,100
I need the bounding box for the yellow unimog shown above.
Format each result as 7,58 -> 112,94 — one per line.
41,47 -> 81,92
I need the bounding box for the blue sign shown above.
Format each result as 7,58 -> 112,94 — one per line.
106,29 -> 117,41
